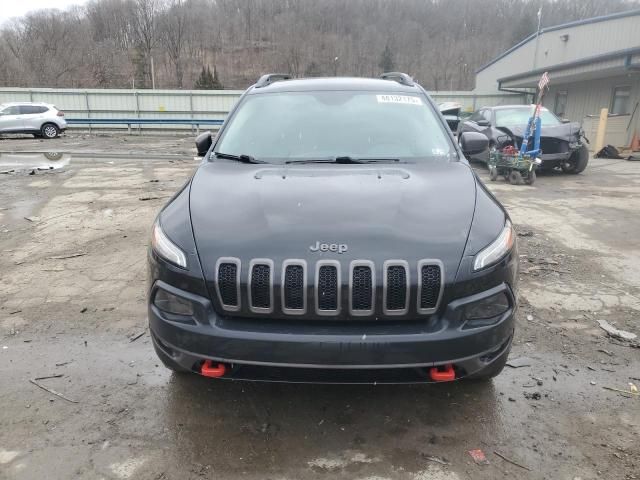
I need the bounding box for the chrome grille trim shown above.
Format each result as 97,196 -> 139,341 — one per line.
417,259 -> 444,314
383,260 -> 409,316
214,257 -> 443,317
281,259 -> 307,315
215,257 -> 241,312
349,260 -> 375,316
315,259 -> 341,316
248,258 -> 274,314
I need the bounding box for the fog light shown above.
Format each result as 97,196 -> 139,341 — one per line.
464,292 -> 509,322
154,289 -> 194,316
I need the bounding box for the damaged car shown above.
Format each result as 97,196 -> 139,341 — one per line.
457,105 -> 589,174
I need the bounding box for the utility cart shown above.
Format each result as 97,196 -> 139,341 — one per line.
488,72 -> 550,186
487,115 -> 543,185
488,145 -> 540,185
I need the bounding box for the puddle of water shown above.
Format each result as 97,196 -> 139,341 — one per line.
0,152 -> 71,173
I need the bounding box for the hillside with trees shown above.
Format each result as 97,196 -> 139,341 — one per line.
0,0 -> 637,90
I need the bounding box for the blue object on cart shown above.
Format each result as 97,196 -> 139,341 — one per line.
518,116 -> 541,158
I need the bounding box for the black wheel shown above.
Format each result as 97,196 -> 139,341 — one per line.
561,145 -> 589,174
465,349 -> 510,380
41,123 -> 60,139
153,340 -> 190,373
489,166 -> 498,181
525,169 -> 536,185
508,170 -> 523,185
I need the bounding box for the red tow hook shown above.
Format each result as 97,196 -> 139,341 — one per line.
429,363 -> 456,382
200,360 -> 227,378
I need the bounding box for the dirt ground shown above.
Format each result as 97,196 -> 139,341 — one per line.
1,133 -> 639,480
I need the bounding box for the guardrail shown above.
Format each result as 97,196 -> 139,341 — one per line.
66,117 -> 224,134
1,87 -> 527,133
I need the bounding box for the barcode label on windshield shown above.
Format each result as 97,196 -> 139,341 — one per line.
376,95 -> 422,105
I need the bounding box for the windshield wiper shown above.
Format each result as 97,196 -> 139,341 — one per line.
214,152 -> 268,164
285,156 -> 400,165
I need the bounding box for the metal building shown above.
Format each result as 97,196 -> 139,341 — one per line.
474,9 -> 640,149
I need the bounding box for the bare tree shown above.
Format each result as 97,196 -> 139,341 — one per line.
130,0 -> 163,87
160,0 -> 188,87
0,0 -> 637,90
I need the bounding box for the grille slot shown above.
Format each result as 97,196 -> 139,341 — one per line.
282,261 -> 306,314
316,261 -> 340,314
384,261 -> 409,315
417,260 -> 443,314
215,257 -> 241,311
248,259 -> 273,313
350,260 -> 375,315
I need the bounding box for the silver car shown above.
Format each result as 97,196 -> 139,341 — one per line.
0,102 -> 67,139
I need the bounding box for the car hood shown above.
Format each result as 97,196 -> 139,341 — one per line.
190,160 -> 477,283
498,121 -> 581,141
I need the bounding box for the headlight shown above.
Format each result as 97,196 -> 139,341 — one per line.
473,219 -> 514,271
151,220 -> 187,268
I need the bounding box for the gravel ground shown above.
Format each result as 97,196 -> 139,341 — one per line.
0,133 -> 639,480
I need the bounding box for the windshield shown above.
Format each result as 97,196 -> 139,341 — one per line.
495,107 -> 561,127
215,91 -> 454,163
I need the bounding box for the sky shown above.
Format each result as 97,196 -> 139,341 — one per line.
0,0 -> 89,25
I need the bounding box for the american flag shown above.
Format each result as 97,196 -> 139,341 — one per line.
538,72 -> 550,90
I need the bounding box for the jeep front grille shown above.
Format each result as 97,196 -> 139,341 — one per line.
282,261 -> 306,314
248,259 -> 273,313
214,258 -> 443,318
418,261 -> 442,314
350,261 -> 374,315
215,258 -> 240,311
384,261 -> 409,315
316,261 -> 340,314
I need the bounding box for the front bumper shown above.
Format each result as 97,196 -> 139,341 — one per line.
149,280 -> 516,382
539,151 -> 571,162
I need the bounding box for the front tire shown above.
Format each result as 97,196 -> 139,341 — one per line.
561,145 -> 589,174
41,123 -> 60,139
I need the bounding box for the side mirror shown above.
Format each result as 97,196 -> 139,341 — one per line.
561,118 -> 571,124
459,132 -> 489,156
195,131 -> 213,157
475,119 -> 490,127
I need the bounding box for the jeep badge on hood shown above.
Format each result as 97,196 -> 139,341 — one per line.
309,241 -> 348,254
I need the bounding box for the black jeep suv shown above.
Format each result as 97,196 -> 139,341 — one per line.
148,73 -> 518,383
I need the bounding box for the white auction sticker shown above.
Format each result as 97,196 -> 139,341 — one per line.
376,94 -> 423,105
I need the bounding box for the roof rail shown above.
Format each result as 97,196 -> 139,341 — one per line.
255,73 -> 292,88
380,72 -> 414,87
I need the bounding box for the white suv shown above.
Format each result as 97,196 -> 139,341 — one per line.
0,102 -> 67,139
